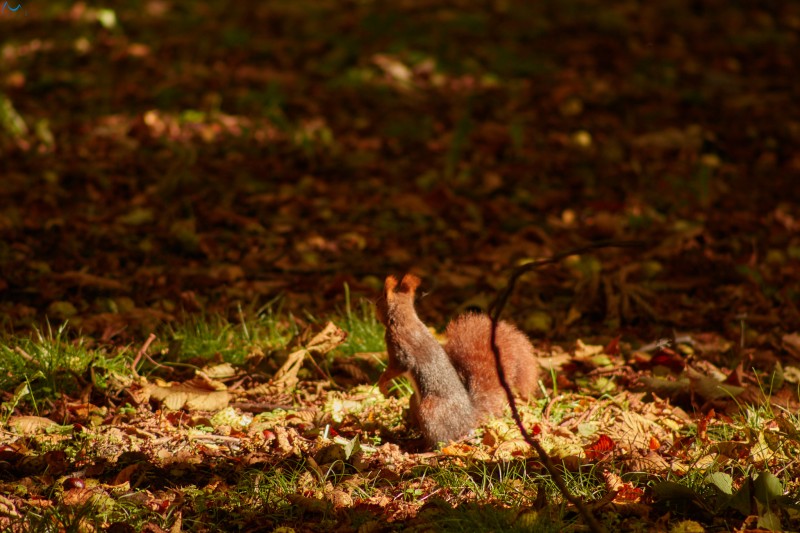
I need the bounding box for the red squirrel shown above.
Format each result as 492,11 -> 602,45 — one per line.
376,274 -> 540,448
375,274 -> 475,448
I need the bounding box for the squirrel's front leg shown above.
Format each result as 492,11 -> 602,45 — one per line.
377,363 -> 407,396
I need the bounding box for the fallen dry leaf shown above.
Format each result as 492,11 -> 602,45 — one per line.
8,416 -> 58,435
272,322 -> 347,389
782,333 -> 800,359
145,377 -> 230,411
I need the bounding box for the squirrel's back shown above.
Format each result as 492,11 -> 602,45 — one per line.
445,313 -> 540,420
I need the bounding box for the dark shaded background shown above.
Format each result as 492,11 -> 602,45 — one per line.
1,0 -> 798,343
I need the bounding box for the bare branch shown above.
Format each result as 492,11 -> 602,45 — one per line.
487,240 -> 643,533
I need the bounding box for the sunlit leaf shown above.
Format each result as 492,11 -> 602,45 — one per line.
8,415 -> 58,435
754,471 -> 783,505
705,472 -> 733,495
757,510 -> 782,531
343,436 -> 361,460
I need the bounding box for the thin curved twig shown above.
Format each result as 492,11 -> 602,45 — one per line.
488,239 -> 645,318
489,239 -> 643,533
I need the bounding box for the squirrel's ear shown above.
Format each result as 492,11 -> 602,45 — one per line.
399,274 -> 421,294
384,275 -> 399,295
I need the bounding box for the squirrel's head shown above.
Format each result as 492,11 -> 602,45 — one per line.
375,274 -> 421,325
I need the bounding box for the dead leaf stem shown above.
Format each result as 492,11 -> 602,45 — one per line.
229,402 -> 294,412
131,333 -> 157,373
189,434 -> 242,443
14,346 -> 36,364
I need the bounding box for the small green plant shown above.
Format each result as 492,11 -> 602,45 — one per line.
0,324 -> 130,404
336,283 -> 385,357
403,486 -> 424,501
0,382 -> 31,424
653,469 -> 792,530
118,403 -> 136,416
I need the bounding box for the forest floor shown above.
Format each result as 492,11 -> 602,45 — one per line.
1,0 -> 800,531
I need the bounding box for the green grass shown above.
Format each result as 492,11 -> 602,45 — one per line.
418,458 -> 603,530
162,302 -> 297,366
649,402 -> 800,529
415,501 -> 562,533
2,307 -> 799,531
335,284 -> 386,357
0,299 -> 386,412
0,324 -> 131,412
